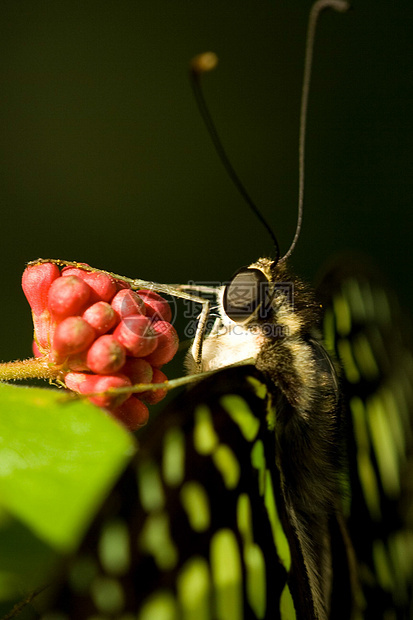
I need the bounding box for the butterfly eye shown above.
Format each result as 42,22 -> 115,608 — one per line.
223,267 -> 271,323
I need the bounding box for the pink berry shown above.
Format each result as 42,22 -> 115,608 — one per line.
139,368 -> 168,405
137,290 -> 172,322
48,275 -> 91,319
62,267 -> 117,302
51,316 -> 96,361
22,263 -> 60,316
114,315 -> 157,357
144,321 -> 179,367
122,358 -> 153,384
64,371 -> 89,392
65,372 -> 132,408
32,340 -> 41,358
112,396 -> 149,431
86,335 -> 126,374
111,289 -> 145,318
83,301 -> 118,335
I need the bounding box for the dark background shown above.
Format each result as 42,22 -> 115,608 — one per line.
0,0 -> 412,367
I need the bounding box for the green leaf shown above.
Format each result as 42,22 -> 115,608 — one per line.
0,383 -> 135,552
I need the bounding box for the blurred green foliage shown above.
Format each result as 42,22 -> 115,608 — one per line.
0,383 -> 134,613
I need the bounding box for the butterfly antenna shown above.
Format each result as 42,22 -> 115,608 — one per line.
280,0 -> 350,262
190,52 -> 281,263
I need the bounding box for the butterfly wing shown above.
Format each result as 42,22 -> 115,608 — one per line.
42,366 -> 318,619
37,257 -> 413,620
318,257 -> 413,618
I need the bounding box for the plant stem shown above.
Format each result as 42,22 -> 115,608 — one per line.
0,357 -> 61,382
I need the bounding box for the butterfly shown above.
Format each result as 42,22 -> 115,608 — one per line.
30,252 -> 412,620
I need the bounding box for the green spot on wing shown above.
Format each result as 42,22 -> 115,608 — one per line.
337,338 -> 360,384
265,474 -> 291,572
323,307 -> 336,355
342,278 -> 365,322
251,440 -> 265,470
251,440 -> 266,496
350,397 -> 381,520
194,405 -> 218,455
333,293 -> 351,337
280,584 -> 296,619
138,590 -> 177,620
177,556 -> 211,620
251,439 -> 267,495
220,395 -> 260,441
180,481 -> 210,533
210,529 -> 242,620
387,531 -> 413,604
98,519 -> 130,576
372,539 -> 395,592
352,333 -> 380,381
237,494 -> 253,547
212,444 -> 240,490
137,460 -> 165,511
367,395 -> 400,499
139,512 -> 178,570
357,452 -> 381,522
250,433 -> 291,572
162,427 -> 185,487
381,387 -> 406,461
350,396 -> 369,450
237,494 -> 267,617
244,543 -> 266,619
90,574 -> 125,615
246,376 -> 268,400
387,532 -> 413,604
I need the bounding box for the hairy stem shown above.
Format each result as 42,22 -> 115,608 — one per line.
0,357 -> 61,382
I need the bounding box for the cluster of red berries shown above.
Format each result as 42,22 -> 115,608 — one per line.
22,262 -> 179,431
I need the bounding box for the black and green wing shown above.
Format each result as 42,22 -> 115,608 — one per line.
33,258 -> 413,620
41,367 -> 314,619
318,258 -> 413,619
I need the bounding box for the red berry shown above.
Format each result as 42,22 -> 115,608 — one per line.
144,321 -> 179,367
62,267 -> 117,302
51,316 -> 96,361
139,368 -> 168,405
48,275 -> 91,319
111,289 -> 145,318
65,372 -> 131,408
64,371 -> 88,392
86,335 -> 126,374
22,263 -> 60,316
122,358 -> 153,384
114,315 -> 157,357
112,396 -> 149,430
82,301 -> 118,335
138,290 -> 172,322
